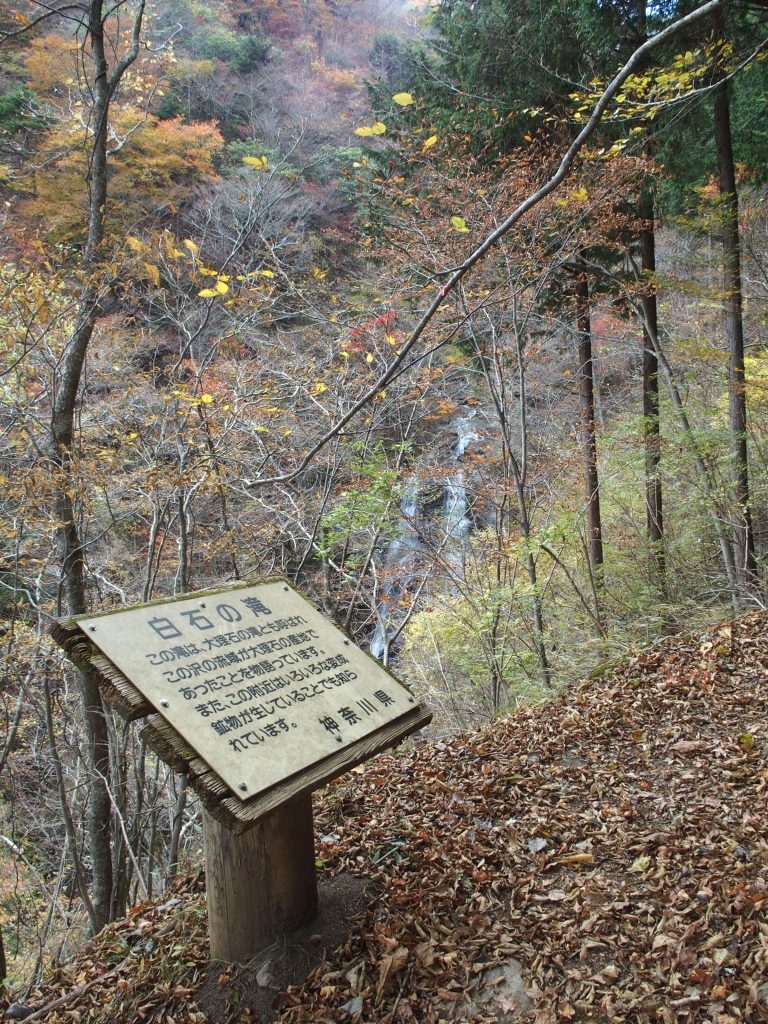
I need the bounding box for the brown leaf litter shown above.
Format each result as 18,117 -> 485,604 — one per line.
7,611 -> 768,1023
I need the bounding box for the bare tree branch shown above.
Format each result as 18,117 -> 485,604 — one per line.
246,0 -> 725,490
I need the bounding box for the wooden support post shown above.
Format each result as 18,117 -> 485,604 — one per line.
203,794 -> 318,962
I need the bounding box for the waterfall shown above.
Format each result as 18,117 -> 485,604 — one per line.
370,409 -> 478,662
443,411 -> 477,543
369,483 -> 422,661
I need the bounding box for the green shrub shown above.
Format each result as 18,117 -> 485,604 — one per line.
0,85 -> 43,139
192,29 -> 272,75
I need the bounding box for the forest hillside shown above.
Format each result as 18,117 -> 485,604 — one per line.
8,610 -> 768,1023
1,0 -> 767,1008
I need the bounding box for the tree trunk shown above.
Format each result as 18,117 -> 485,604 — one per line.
48,0 -> 146,933
166,773 -> 188,888
635,0 -> 664,586
639,188 -> 665,584
516,488 -> 551,687
713,9 -> 757,589
575,267 -> 604,582
49,29 -> 114,929
476,324 -> 551,688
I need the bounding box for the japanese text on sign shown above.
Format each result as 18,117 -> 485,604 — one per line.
79,583 -> 416,801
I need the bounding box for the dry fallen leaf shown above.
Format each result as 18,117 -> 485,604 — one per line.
558,853 -> 594,866
29,609 -> 768,1024
376,946 -> 409,1003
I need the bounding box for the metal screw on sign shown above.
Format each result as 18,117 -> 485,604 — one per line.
89,625 -> 96,632
160,700 -> 169,708
239,782 -> 248,792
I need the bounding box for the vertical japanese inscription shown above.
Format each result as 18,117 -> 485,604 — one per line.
80,583 -> 412,800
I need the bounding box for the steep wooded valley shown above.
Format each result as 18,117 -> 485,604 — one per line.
0,0 -> 767,1017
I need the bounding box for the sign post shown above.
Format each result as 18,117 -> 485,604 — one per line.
51,581 -> 431,961
203,796 -> 317,962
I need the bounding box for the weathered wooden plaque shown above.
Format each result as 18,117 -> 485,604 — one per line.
72,582 -> 428,809
53,580 -> 431,961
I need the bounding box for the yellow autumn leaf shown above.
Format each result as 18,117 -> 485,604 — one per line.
198,288 -> 218,298
242,155 -> 268,169
392,92 -> 414,106
309,382 -> 327,395
215,280 -> 229,295
354,126 -> 375,137
312,267 -> 329,279
217,274 -> 231,283
371,121 -> 387,135
143,262 -> 160,287
259,269 -> 275,278
422,135 -> 438,152
201,394 -> 214,404
366,353 -> 374,363
126,235 -> 147,254
450,216 -> 469,233
571,186 -> 588,201
183,239 -> 199,256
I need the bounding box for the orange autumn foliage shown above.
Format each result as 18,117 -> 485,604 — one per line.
23,114 -> 223,241
22,34 -> 80,95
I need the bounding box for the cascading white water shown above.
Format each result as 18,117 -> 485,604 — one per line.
443,411 -> 477,543
369,483 -> 422,661
370,409 -> 478,661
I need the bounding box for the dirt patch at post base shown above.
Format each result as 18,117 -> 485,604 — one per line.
194,873 -> 369,1023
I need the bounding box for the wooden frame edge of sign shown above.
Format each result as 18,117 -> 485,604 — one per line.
48,580 -> 433,835
49,618 -> 153,721
143,703 -> 431,835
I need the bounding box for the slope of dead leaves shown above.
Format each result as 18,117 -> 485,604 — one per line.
10,611 -> 768,1024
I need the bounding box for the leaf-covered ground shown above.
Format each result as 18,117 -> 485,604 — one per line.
9,612 -> 768,1023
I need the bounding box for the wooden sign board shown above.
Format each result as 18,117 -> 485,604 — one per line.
52,581 -> 431,831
